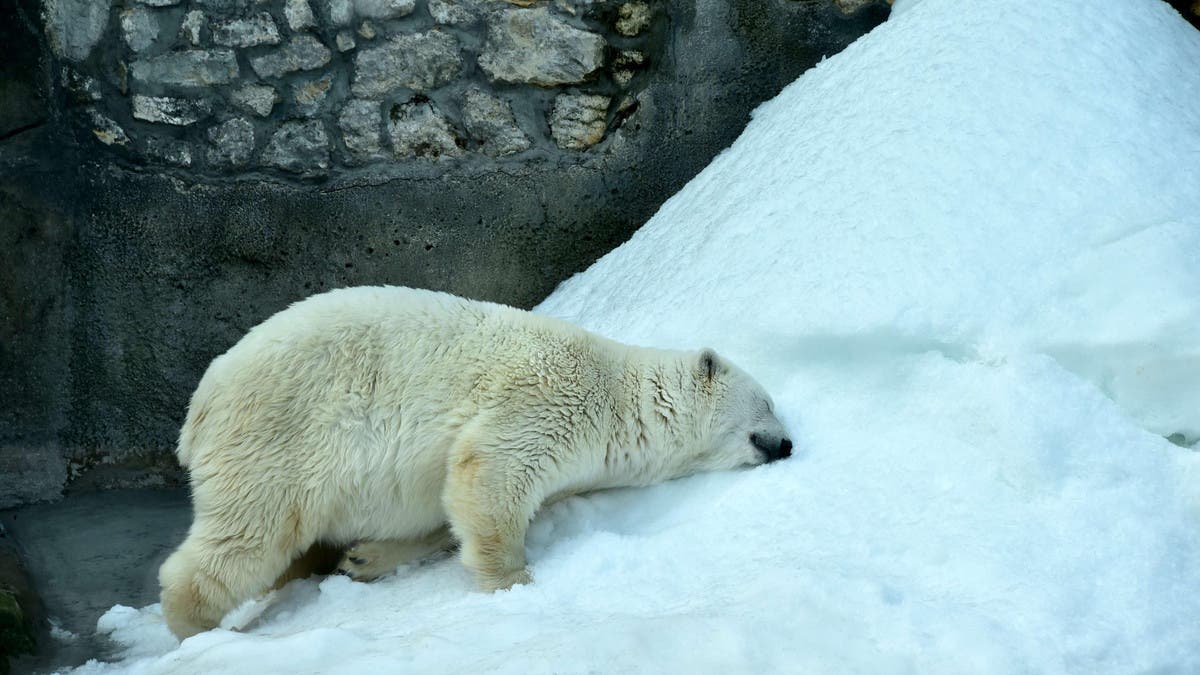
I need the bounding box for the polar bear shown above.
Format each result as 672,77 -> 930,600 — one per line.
159,286 -> 791,639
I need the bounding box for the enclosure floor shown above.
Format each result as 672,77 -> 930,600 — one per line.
1,489 -> 191,673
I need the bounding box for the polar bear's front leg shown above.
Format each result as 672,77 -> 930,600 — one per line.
443,439 -> 544,592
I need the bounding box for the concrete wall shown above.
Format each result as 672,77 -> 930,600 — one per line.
0,0 -> 890,507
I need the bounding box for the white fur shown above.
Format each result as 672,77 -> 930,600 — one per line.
159,286 -> 788,638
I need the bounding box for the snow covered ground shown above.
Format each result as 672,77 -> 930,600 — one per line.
73,0 -> 1200,672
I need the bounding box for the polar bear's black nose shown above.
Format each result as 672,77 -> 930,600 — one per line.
752,434 -> 793,462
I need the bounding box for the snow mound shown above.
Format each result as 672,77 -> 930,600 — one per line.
542,0 -> 1200,442
75,0 -> 1200,673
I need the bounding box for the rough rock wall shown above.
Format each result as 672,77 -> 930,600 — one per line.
46,0 -> 669,173
0,0 -> 889,508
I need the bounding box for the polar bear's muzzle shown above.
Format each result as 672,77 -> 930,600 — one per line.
752,434 -> 793,463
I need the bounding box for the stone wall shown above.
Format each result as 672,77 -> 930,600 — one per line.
46,0 -> 670,175
1,0 -> 890,508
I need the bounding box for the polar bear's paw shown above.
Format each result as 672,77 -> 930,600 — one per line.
335,540 -> 403,581
483,567 -> 532,592
334,531 -> 458,582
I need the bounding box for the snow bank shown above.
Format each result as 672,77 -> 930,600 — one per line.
76,0 -> 1200,673
542,0 -> 1200,441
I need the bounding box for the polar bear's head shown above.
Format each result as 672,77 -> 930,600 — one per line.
672,349 -> 792,475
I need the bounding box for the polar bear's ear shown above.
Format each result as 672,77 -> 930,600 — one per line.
699,348 -> 725,383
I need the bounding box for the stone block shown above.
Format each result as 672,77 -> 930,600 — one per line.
338,99 -> 383,159
86,108 -> 130,146
285,0 -> 317,30
615,2 -> 650,36
478,8 -> 604,87
250,36 -> 331,79
262,120 -> 330,174
549,93 -> 609,150
230,83 -> 279,117
354,0 -> 415,20
120,6 -> 165,53
143,137 -> 194,166
429,0 -> 476,25
131,95 -> 212,125
207,117 -> 256,166
212,13 -> 281,48
351,31 -> 461,98
179,10 -> 205,46
44,0 -> 111,61
130,50 -> 239,88
462,87 -> 530,157
293,75 -> 333,117
388,99 -> 461,159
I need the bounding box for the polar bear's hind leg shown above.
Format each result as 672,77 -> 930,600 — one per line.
160,490 -> 313,639
335,527 -> 458,581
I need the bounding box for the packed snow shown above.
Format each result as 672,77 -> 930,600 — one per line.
74,0 -> 1200,672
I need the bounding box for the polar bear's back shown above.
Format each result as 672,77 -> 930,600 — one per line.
176,286 -> 513,471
